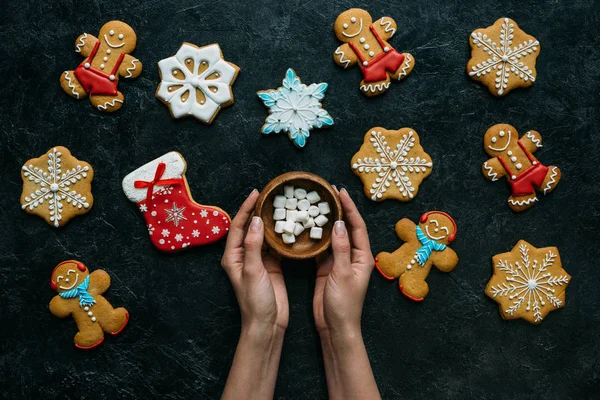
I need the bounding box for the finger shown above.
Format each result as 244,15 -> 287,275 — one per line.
339,189 -> 371,253
331,220 -> 352,279
243,216 -> 265,277
332,185 -> 340,195
224,190 -> 259,254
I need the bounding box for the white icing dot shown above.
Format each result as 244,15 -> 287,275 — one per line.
369,51 -> 375,57
511,175 -> 517,180
410,259 -> 416,265
390,161 -> 398,169
533,161 -> 538,165
88,311 -> 93,316
50,183 -> 59,192
91,317 -> 96,322
351,17 -> 356,23
511,156 -> 517,162
103,57 -> 108,62
502,55 -> 509,62
364,44 -> 370,50
515,163 -> 523,170
118,33 -> 124,40
499,131 -> 505,137
491,137 -> 497,143
84,306 -> 89,311
383,46 -> 390,52
106,49 -> 111,54
159,239 -> 165,244
109,30 -> 115,36
109,74 -> 115,81
363,61 -> 368,66
359,37 -> 366,43
434,228 -> 439,233
507,151 -> 513,156
343,23 -> 348,29
100,64 -> 105,69
213,211 -> 219,216
151,211 -> 157,216
84,62 -> 90,69
407,265 -> 412,270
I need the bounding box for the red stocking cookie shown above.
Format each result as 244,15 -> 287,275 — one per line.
49,260 -> 129,349
333,8 -> 414,96
481,124 -> 561,212
375,212 -> 458,301
122,152 -> 231,252
59,21 -> 142,112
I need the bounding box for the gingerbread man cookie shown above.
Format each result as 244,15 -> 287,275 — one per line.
49,260 -> 129,349
333,8 -> 414,96
375,212 -> 458,301
482,124 -> 561,212
485,240 -> 570,324
468,18 -> 540,96
59,21 -> 142,112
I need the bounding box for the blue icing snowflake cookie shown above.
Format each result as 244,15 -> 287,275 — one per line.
257,69 -> 334,148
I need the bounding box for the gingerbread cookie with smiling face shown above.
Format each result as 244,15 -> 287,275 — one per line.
49,260 -> 129,349
375,212 -> 458,301
482,124 -> 561,212
333,8 -> 414,96
59,21 -> 142,112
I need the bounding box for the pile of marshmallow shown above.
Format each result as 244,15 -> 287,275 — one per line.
272,185 -> 331,245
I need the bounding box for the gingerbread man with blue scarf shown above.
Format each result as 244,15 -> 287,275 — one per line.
49,260 -> 129,349
375,212 -> 459,301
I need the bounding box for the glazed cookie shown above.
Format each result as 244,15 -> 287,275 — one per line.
375,212 -> 458,301
351,127 -> 432,201
122,152 -> 231,252
257,68 -> 334,148
482,124 -> 560,212
333,8 -> 414,96
468,18 -> 540,96
485,240 -> 570,324
60,21 -> 142,112
156,43 -> 239,124
21,146 -> 93,227
49,260 -> 129,349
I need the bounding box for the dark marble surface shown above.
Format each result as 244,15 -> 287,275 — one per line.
1,0 -> 599,398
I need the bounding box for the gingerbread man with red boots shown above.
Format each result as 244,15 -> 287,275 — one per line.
333,8 -> 415,96
59,20 -> 142,112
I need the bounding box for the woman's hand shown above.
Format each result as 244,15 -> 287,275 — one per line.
314,188 -> 375,337
221,189 -> 289,333
221,190 -> 288,400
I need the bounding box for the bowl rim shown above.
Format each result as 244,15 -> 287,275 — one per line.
255,171 -> 342,259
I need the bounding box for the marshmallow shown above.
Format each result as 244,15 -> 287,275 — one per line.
314,215 -> 328,227
296,210 -> 309,223
306,191 -> 321,204
274,221 -> 285,234
308,206 -> 320,217
293,222 -> 305,236
273,208 -> 286,220
282,233 -> 296,244
297,199 -> 310,211
317,202 -> 330,215
273,195 -> 286,208
283,220 -> 295,234
310,227 -> 323,240
294,188 -> 307,199
286,210 -> 298,222
284,185 -> 294,198
303,217 -> 315,229
285,198 -> 297,210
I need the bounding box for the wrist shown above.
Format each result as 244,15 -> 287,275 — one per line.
241,321 -> 286,346
319,325 -> 364,357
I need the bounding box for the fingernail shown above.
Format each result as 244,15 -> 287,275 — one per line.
341,188 -> 348,195
250,216 -> 262,231
332,185 -> 337,190
334,220 -> 346,236
250,188 -> 258,195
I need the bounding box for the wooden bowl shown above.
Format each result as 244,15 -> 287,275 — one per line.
255,171 -> 342,259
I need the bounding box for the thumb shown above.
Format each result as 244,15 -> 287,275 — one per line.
331,220 -> 352,279
243,216 -> 265,277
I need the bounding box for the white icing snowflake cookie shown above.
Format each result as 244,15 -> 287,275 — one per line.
467,18 -> 540,96
156,43 -> 239,124
485,240 -> 570,324
20,146 -> 94,227
351,127 -> 432,201
257,69 -> 334,148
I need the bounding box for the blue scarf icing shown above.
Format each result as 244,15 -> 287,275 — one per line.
415,226 -> 447,265
58,275 -> 95,307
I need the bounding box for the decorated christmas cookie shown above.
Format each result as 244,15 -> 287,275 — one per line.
59,21 -> 142,112
375,212 -> 458,301
333,8 -> 414,96
351,127 -> 432,202
122,152 -> 230,252
482,124 -> 560,212
21,146 -> 93,227
156,43 -> 239,124
49,260 -> 129,349
257,69 -> 334,148
467,18 -> 540,96
485,240 -> 570,324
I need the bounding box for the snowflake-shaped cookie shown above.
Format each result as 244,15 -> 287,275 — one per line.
20,146 -> 94,227
467,18 -> 540,96
257,68 -> 334,148
351,128 -> 432,201
156,43 -> 239,124
485,240 -> 570,324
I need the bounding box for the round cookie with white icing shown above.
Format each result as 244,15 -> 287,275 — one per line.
21,146 -> 94,227
333,8 -> 415,96
482,124 -> 561,212
59,21 -> 142,112
156,43 -> 240,124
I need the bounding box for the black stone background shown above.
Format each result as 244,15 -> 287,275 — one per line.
1,0 -> 599,398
